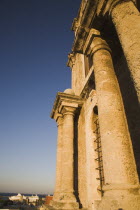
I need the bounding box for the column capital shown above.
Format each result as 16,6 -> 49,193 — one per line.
96,0 -> 136,17
62,106 -> 77,116
83,29 -> 111,56
91,37 -> 111,55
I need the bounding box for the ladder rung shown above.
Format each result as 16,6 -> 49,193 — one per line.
95,166 -> 103,170
94,123 -> 99,126
95,157 -> 102,161
94,140 -> 101,144
94,128 -> 99,132
95,150 -> 102,153
95,146 -> 101,152
96,178 -> 104,181
97,189 -> 104,192
94,136 -> 101,142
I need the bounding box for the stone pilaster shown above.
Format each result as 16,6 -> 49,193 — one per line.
91,37 -> 140,210
52,115 -> 63,202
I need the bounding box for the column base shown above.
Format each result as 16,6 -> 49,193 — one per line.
98,184 -> 140,210
50,200 -> 79,209
50,192 -> 79,209
52,192 -> 62,202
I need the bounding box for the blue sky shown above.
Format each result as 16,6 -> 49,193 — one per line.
0,0 -> 81,194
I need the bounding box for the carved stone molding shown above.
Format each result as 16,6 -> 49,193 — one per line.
83,28 -> 100,55
72,26 -> 89,53
71,18 -> 79,32
67,53 -> 76,69
61,106 -> 77,116
56,116 -> 63,127
50,92 -> 84,119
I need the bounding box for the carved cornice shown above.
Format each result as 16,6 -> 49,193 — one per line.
72,26 -> 89,53
72,28 -> 101,55
67,53 -> 76,68
70,0 -> 137,54
56,115 -> 63,126
53,113 -> 62,122
71,0 -> 96,33
71,0 -> 99,53
50,92 -> 84,119
71,18 -> 80,32
83,28 -> 101,55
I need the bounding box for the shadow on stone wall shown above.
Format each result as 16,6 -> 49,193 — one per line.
74,109 -> 83,209
137,0 -> 140,11
113,48 -> 140,180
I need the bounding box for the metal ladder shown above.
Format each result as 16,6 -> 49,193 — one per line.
94,118 -> 104,196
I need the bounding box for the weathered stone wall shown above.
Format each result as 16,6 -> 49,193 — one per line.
72,53 -> 85,96
84,92 -> 101,210
76,90 -> 102,209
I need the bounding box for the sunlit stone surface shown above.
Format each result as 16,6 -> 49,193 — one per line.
46,0 -> 140,210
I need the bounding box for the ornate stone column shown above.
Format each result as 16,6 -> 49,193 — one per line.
50,91 -> 83,209
53,115 -> 63,202
59,106 -> 79,209
91,37 -> 140,209
98,0 -> 140,102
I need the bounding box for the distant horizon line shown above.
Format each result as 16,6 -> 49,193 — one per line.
0,192 -> 53,195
